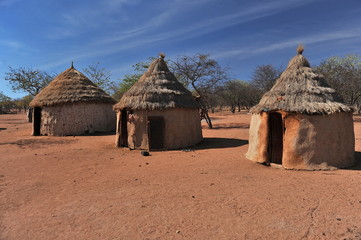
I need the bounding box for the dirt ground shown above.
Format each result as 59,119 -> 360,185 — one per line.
0,112 -> 360,240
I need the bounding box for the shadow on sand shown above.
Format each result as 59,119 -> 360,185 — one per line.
192,137 -> 248,150
212,123 -> 250,130
82,131 -> 116,136
202,123 -> 250,130
0,138 -> 77,149
346,151 -> 361,170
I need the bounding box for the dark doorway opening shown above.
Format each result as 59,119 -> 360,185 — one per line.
268,112 -> 283,164
33,107 -> 41,136
120,109 -> 128,147
148,116 -> 164,150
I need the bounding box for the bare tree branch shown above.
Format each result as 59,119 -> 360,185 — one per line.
4,67 -> 54,96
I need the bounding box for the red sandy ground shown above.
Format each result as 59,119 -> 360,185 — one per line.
0,112 -> 360,240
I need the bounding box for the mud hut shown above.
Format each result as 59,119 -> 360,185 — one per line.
113,54 -> 203,150
246,46 -> 355,170
29,65 -> 116,136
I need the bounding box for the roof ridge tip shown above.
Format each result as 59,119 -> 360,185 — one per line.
297,44 -> 304,55
159,52 -> 165,59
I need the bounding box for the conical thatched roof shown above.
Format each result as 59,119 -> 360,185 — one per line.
250,46 -> 352,115
114,55 -> 199,110
30,66 -> 116,107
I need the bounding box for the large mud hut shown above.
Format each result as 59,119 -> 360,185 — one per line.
113,54 -> 203,150
246,46 -> 355,170
29,65 -> 116,136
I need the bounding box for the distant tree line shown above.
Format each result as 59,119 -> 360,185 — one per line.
113,54 -> 271,114
0,92 -> 33,114
316,54 -> 361,112
2,53 -> 361,115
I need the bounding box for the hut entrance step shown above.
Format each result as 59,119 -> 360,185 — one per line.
148,116 -> 164,150
268,113 -> 283,164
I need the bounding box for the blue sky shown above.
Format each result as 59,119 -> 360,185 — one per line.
1,0 -> 361,99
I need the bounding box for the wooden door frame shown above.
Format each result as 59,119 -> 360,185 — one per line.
147,116 -> 165,151
268,112 -> 284,164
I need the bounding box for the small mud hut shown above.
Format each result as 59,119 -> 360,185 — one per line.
113,54 -> 203,150
29,65 -> 116,136
246,46 -> 355,170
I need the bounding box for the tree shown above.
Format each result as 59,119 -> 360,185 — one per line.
83,62 -> 114,94
4,67 -> 54,96
13,95 -> 34,111
251,64 -> 282,93
218,80 -> 262,113
111,74 -> 139,101
114,57 -> 156,101
170,54 -> 229,128
316,54 -> 361,111
205,87 -> 225,113
0,92 -> 14,114
170,54 -> 228,95
242,83 -> 262,109
218,80 -> 241,113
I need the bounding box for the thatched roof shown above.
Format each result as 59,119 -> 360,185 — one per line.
30,66 -> 116,107
250,46 -> 352,115
114,55 -> 199,110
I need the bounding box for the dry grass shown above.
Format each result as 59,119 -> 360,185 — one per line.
114,56 -> 199,111
251,48 -> 352,115
30,67 -> 116,107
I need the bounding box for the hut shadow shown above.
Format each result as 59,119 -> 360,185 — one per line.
211,123 -> 250,130
0,128 -> 6,131
0,138 -> 77,149
192,138 -> 248,150
209,116 -> 225,121
81,131 -> 115,136
347,151 -> 361,170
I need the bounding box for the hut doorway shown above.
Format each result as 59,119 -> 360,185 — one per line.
33,107 -> 42,136
268,112 -> 283,164
148,116 -> 164,150
120,109 -> 128,147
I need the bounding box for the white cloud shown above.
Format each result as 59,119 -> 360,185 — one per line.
40,0 -> 321,70
0,0 -> 20,7
45,0 -> 137,40
94,0 -> 317,49
0,39 -> 23,49
96,10 -> 173,45
212,26 -> 361,60
105,0 -> 139,8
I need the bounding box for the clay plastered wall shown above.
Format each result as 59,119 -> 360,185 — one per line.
127,108 -> 202,150
245,113 -> 269,163
283,112 -> 355,169
127,110 -> 148,149
40,103 -> 116,136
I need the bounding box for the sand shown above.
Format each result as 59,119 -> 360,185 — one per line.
0,112 -> 360,240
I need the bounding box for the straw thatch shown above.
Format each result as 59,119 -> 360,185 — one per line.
114,55 -> 199,111
30,66 -> 116,107
250,47 -> 352,115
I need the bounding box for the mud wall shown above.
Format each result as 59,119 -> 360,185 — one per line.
246,112 -> 355,170
38,102 -> 116,136
283,112 -> 355,169
126,110 -> 148,149
123,108 -> 202,150
245,113 -> 269,164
